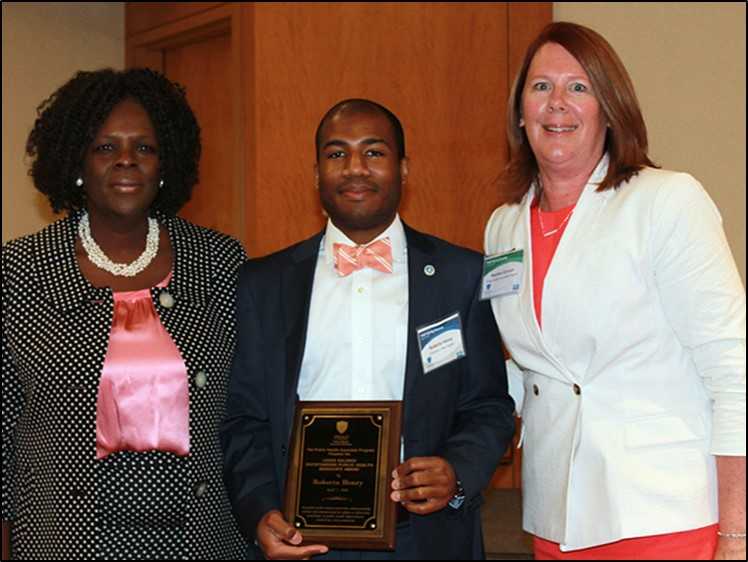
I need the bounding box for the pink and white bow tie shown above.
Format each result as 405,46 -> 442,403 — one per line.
333,238 -> 393,277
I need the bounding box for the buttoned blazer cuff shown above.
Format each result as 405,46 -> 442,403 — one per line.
443,456 -> 483,512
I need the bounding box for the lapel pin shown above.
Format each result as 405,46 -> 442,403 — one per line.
424,264 -> 436,277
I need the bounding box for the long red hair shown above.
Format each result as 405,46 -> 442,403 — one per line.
502,22 -> 657,203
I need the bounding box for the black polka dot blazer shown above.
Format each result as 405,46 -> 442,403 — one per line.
2,211 -> 247,559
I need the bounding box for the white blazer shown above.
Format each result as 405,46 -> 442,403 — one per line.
484,155 -> 746,551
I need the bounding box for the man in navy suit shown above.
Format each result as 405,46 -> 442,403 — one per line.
221,99 -> 515,560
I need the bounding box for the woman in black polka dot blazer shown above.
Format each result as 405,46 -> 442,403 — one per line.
2,69 -> 247,560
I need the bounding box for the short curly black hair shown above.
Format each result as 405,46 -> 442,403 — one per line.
26,68 -> 201,215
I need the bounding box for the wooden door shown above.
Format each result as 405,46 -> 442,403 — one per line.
127,3 -> 245,240
246,2 -> 550,256
126,1 -> 551,489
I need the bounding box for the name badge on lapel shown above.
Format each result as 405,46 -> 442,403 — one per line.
480,249 -> 524,300
416,312 -> 466,374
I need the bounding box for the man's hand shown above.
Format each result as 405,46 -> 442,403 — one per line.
390,456 -> 457,515
256,510 -> 329,560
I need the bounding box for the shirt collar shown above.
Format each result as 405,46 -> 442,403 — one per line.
528,152 -> 610,202
588,152 -> 610,187
322,214 -> 407,267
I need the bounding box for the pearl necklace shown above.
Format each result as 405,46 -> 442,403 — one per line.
78,212 -> 160,277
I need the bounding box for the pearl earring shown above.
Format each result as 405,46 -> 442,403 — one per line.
159,179 -> 165,189
518,117 -> 525,128
75,177 -> 84,187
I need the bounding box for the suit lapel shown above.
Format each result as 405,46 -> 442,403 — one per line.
513,189 -> 579,382
514,163 -> 613,385
282,232 -> 323,429
516,188 -> 549,363
402,225 -> 439,430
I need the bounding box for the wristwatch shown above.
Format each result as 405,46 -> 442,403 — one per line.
448,480 -> 466,509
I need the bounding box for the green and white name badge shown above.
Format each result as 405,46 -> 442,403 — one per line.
480,249 -> 524,300
416,312 -> 466,375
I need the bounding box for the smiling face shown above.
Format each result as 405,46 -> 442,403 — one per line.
82,97 -> 160,222
315,108 -> 407,244
521,42 -> 607,177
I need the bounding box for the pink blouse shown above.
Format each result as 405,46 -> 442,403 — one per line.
95,273 -> 190,459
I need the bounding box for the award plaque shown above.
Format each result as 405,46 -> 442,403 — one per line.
284,401 -> 402,550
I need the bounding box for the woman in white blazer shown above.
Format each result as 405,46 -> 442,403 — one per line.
484,22 -> 745,560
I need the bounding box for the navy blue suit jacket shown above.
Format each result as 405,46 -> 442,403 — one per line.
220,224 -> 515,559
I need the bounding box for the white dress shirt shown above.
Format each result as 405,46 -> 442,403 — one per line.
298,215 -> 409,401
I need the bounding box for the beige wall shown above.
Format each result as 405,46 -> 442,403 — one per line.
555,2 -> 746,281
2,2 -> 124,243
